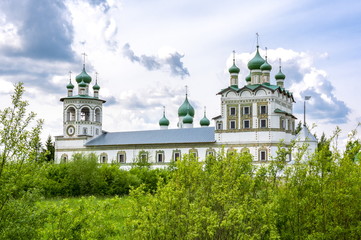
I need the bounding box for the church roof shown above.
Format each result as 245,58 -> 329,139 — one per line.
60,95 -> 106,103
295,126 -> 317,142
85,127 -> 215,146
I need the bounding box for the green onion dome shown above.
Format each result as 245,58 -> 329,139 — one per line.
178,95 -> 195,117
229,63 -> 240,74
247,46 -> 265,70
260,58 -> 272,71
159,113 -> 170,126
245,73 -> 251,82
183,112 -> 193,124
66,82 -> 74,89
93,83 -> 100,90
275,67 -> 286,80
200,115 -> 210,126
79,80 -> 86,88
76,65 -> 92,84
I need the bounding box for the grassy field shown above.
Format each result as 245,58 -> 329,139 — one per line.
36,196 -> 133,239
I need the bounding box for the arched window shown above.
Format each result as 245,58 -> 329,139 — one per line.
100,153 -> 108,163
156,150 -> 165,163
66,107 -> 76,121
117,151 -> 126,163
80,107 -> 90,121
206,148 -> 216,158
189,149 -> 198,159
259,149 -> 268,161
172,150 -> 181,161
60,154 -> 68,163
95,108 -> 101,122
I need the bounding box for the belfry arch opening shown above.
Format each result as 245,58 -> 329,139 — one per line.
66,107 -> 76,121
80,107 -> 90,121
95,108 -> 101,122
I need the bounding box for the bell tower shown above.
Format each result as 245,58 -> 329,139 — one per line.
60,56 -> 106,138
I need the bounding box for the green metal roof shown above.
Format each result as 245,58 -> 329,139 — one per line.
275,67 -> 286,80
274,108 -> 297,119
159,113 -> 170,126
183,113 -> 193,124
60,95 -> 106,103
260,59 -> 272,71
93,83 -> 100,90
229,63 -> 240,74
76,65 -> 92,84
247,47 -> 265,70
178,95 -> 195,117
66,82 -> 74,89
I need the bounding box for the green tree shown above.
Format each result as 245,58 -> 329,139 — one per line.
0,82 -> 44,239
41,135 -> 55,162
295,121 -> 303,134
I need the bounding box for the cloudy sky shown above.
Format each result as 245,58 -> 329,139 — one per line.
0,0 -> 360,147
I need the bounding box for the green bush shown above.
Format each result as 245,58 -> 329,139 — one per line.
125,144 -> 361,239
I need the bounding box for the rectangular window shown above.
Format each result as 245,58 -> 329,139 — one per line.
174,152 -> 181,161
243,120 -> 250,129
260,151 -> 267,161
260,119 -> 267,128
217,122 -> 222,130
230,120 -> 236,129
157,153 -> 163,163
243,106 -> 250,115
260,105 -> 267,114
230,107 -> 236,116
281,119 -> 285,129
119,154 -> 125,163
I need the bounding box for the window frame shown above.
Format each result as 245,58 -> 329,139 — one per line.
156,152 -> 164,163
230,120 -> 236,129
243,106 -> 250,115
259,150 -> 267,161
260,105 -> 268,115
173,151 -> 181,161
260,119 -> 267,128
118,152 -> 126,163
229,107 -> 236,116
243,120 -> 250,129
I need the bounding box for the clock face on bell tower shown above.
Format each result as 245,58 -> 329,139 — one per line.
66,125 -> 75,136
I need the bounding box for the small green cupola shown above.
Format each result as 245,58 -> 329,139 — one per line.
183,112 -> 193,124
247,46 -> 265,70
200,107 -> 210,127
275,66 -> 286,80
159,106 -> 170,129
93,73 -> 100,90
229,50 -> 240,87
93,83 -> 100,91
67,81 -> 74,89
79,79 -> 87,88
260,56 -> 272,71
76,64 -> 92,84
275,58 -> 286,88
178,87 -> 195,117
229,51 -> 240,74
66,72 -> 74,97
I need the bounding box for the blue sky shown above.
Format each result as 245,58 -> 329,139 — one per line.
0,0 -> 360,147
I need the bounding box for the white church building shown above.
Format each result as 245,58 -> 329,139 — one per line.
54,44 -> 317,166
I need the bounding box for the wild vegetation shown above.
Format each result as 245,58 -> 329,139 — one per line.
0,83 -> 361,239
